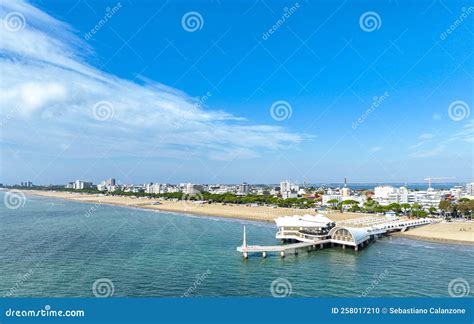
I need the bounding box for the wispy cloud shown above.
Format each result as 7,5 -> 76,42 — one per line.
409,121 -> 473,158
0,0 -> 302,163
410,144 -> 445,158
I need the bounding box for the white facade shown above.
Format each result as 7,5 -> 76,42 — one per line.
73,180 -> 93,190
280,180 -> 299,199
237,182 -> 249,195
184,183 -> 203,194
467,183 -> 474,196
145,183 -> 162,194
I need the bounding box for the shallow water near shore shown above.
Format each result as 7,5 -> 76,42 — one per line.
1,192 -> 473,297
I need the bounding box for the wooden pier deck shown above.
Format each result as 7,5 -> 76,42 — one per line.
237,240 -> 331,258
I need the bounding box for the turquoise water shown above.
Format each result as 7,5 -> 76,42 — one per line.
0,192 -> 473,297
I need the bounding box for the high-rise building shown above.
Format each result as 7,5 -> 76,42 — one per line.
466,183 -> 474,196
105,178 -> 116,186
237,182 -> 249,195
145,183 -> 162,194
184,183 -> 203,195
73,180 -> 93,190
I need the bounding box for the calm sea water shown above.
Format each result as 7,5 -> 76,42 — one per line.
1,192 -> 472,297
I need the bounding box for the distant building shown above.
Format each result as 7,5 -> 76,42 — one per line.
72,180 -> 93,190
341,187 -> 350,197
184,183 -> 203,195
237,182 -> 250,195
105,178 -> 115,186
145,183 -> 162,194
280,180 -> 299,199
467,183 -> 474,196
322,194 -> 341,205
341,177 -> 350,196
97,178 -> 117,192
280,181 -> 291,193
20,181 -> 33,187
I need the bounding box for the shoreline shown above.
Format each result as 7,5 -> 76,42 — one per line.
23,190 -> 367,223
20,190 -> 474,245
391,232 -> 474,245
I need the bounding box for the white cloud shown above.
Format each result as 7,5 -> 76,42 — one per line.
0,0 -> 302,163
410,144 -> 445,158
409,120 -> 473,158
418,133 -> 434,140
370,146 -> 382,153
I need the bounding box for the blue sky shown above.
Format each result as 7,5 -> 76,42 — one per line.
0,0 -> 472,185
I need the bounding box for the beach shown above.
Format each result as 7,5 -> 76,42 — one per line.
24,190 -> 474,244
24,190 -> 364,222
394,222 -> 474,244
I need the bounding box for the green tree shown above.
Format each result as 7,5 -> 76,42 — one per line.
327,199 -> 339,210
439,200 -> 452,217
386,203 -> 402,215
400,203 -> 411,216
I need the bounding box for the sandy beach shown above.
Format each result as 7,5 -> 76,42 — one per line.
394,222 -> 474,244
24,190 -> 364,222
23,190 -> 474,244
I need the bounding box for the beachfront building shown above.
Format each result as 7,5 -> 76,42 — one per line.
237,182 -> 250,195
467,183 -> 474,196
372,185 -> 452,210
374,186 -> 419,206
184,183 -> 203,195
69,180 -> 93,190
321,193 -> 365,207
97,178 -> 117,192
145,183 -> 162,194
373,186 -> 396,205
272,214 -> 433,250
208,184 -> 234,194
256,188 -> 271,195
275,214 -> 336,241
280,180 -> 299,199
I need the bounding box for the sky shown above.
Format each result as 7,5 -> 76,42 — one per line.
0,0 -> 473,185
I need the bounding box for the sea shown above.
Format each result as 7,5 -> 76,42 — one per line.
0,192 -> 472,297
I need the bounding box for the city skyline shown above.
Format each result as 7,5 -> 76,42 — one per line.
1,0 -> 473,185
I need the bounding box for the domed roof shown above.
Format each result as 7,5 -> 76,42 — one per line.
329,226 -> 370,244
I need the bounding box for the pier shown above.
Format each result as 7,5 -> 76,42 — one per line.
237,216 -> 433,258
237,240 -> 332,258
